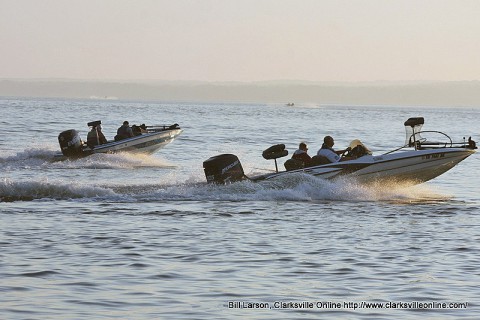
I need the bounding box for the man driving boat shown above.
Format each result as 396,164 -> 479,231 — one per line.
317,136 -> 354,162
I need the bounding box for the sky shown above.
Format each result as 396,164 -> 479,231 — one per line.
1,0 -> 480,83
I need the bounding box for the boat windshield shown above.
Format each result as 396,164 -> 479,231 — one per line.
404,117 -> 425,146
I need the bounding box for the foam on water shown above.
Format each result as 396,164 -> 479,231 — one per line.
111,173 -> 451,204
53,153 -> 176,170
0,146 -> 175,170
0,148 -> 58,167
1,167 -> 451,203
0,177 -> 116,202
1,149 -> 452,203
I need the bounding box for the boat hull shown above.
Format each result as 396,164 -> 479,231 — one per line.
91,129 -> 183,155
352,149 -> 474,184
253,148 -> 475,185
54,128 -> 182,161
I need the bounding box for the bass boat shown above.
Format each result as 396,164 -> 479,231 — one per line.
203,117 -> 476,186
56,120 -> 182,160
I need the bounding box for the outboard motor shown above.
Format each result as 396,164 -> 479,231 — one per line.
203,154 -> 245,184
58,129 -> 84,157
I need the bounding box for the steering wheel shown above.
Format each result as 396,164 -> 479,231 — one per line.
341,147 -> 352,158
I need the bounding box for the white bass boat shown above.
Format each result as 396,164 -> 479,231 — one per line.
56,121 -> 182,160
203,118 -> 476,186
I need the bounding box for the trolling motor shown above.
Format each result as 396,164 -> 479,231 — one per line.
262,144 -> 288,172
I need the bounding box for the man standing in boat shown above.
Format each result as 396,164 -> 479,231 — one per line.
86,124 -> 107,148
115,121 -> 134,141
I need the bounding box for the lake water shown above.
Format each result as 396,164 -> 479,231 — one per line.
1,97 -> 479,319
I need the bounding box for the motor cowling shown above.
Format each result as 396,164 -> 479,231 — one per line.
58,129 -> 84,157
203,154 -> 245,184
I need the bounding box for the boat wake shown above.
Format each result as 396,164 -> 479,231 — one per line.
0,178 -> 117,202
131,173 -> 452,203
0,147 -> 176,170
52,153 -> 177,170
1,171 -> 451,203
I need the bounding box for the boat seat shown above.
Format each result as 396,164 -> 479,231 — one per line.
284,158 -> 305,171
114,134 -> 127,141
308,155 -> 331,166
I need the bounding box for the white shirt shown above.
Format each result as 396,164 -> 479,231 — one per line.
317,148 -> 340,163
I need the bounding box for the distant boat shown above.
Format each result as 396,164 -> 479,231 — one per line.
286,103 -> 295,107
89,96 -> 119,100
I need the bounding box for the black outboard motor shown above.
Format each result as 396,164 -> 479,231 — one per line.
203,154 -> 245,184
58,129 -> 84,157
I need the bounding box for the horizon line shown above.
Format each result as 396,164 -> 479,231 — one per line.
2,78 -> 480,86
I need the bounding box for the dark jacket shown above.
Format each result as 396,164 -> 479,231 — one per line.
116,124 -> 134,140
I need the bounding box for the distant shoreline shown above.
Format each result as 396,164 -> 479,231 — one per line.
1,79 -> 480,107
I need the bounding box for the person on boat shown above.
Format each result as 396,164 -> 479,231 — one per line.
317,136 -> 354,163
291,142 -> 312,166
131,123 -> 148,135
115,121 -> 134,141
86,124 -> 107,149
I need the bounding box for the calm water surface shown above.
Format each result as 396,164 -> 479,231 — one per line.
1,98 -> 479,319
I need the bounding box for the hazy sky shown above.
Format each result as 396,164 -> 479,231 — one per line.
1,0 -> 479,82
